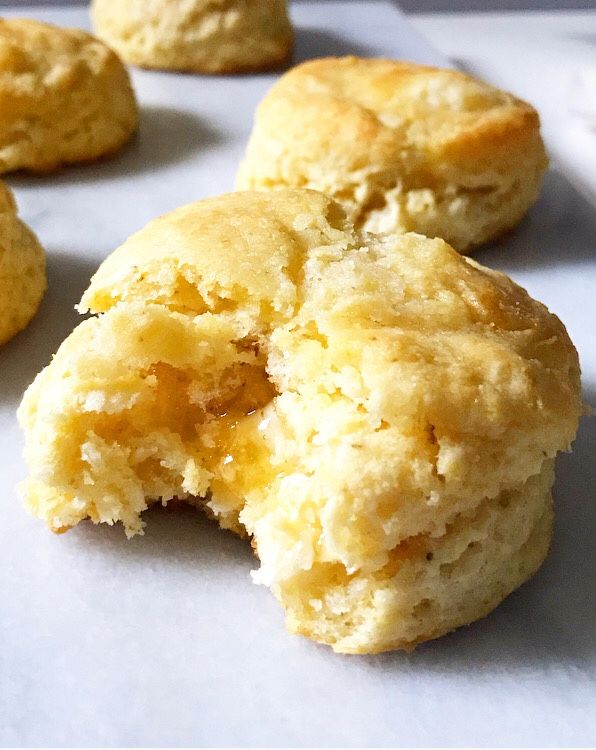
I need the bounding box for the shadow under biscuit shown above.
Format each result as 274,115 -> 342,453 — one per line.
476,169 -> 596,272
114,105 -> 225,176
581,382 -> 596,409
6,106 -> 224,185
291,27 -> 374,65
1,249 -> 97,403
70,504 -> 256,572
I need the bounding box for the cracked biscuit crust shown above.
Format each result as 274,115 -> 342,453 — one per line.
19,190 -> 580,652
0,18 -> 138,174
0,180 -> 46,344
90,0 -> 293,74
236,57 -> 548,252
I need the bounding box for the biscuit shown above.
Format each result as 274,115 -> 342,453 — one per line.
18,190 -> 581,653
0,18 -> 138,174
0,181 -> 46,345
90,0 -> 293,74
236,57 -> 549,252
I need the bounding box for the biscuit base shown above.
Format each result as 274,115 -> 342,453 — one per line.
130,45 -> 293,76
2,127 -> 136,176
276,465 -> 554,654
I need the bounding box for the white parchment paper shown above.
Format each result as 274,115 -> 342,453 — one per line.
1,3 -> 594,746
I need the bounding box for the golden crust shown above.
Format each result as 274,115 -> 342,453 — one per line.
0,180 -> 46,345
19,189 -> 581,652
90,0 -> 294,74
236,57 -> 548,252
0,18 -> 138,174
79,189 -> 348,324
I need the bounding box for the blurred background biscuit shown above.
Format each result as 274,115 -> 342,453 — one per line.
91,0 -> 294,74
0,181 -> 46,345
236,57 -> 548,252
0,18 -> 137,174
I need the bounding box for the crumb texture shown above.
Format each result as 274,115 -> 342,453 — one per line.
19,189 -> 581,652
0,180 -> 46,344
90,0 -> 293,74
0,18 -> 137,173
236,57 -> 548,252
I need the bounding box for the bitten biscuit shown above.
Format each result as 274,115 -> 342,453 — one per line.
90,0 -> 293,74
0,18 -> 137,174
18,190 -> 581,653
236,57 -> 549,252
0,181 -> 46,345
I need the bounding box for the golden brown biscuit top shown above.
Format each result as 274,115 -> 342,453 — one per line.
0,18 -> 119,96
257,57 -> 540,161
81,190 -> 352,326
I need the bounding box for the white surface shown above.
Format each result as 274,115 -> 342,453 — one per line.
1,4 -> 595,747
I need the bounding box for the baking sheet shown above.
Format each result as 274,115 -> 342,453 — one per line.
1,2 -> 595,747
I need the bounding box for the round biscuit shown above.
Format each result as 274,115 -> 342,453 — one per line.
19,189 -> 581,652
236,57 -> 549,252
91,0 -> 294,74
0,18 -> 138,174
